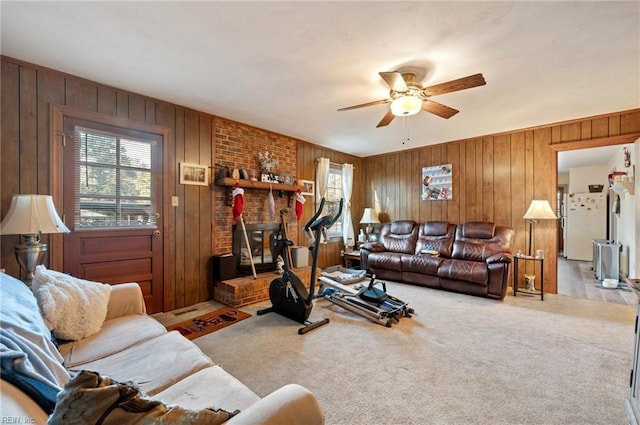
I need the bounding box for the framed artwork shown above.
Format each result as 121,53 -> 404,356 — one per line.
421,163 -> 452,200
179,162 -> 209,186
277,173 -> 294,185
298,179 -> 315,196
261,173 -> 278,183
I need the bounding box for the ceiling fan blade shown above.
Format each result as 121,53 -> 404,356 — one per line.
337,99 -> 389,111
376,109 -> 396,127
379,72 -> 408,92
422,73 -> 486,97
422,100 -> 459,119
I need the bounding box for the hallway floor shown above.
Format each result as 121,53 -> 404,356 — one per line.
557,256 -> 635,306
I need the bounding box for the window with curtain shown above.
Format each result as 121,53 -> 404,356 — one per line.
74,127 -> 158,229
321,164 -> 343,238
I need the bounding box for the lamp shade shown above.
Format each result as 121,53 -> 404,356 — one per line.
0,194 -> 70,235
523,200 -> 557,221
360,208 -> 380,224
390,96 -> 422,117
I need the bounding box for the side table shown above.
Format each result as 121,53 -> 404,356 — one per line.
513,255 -> 544,301
342,250 -> 361,269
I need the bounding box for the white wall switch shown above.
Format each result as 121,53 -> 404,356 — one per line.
171,196 -> 179,207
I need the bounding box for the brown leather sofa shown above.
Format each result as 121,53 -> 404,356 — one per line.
359,221 -> 514,300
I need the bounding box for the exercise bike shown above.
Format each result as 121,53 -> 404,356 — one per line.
257,198 -> 343,335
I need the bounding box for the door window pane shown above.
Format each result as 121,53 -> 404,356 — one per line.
75,127 -> 156,229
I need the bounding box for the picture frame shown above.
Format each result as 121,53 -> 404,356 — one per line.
421,163 -> 452,201
298,179 -> 315,196
277,173 -> 294,185
179,162 -> 209,186
261,173 -> 278,183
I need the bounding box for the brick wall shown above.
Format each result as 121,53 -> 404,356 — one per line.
214,118 -> 300,253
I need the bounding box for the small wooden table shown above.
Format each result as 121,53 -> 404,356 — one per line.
342,250 -> 361,269
513,255 -> 544,301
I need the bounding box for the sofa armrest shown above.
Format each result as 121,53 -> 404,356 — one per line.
105,282 -> 146,320
360,242 -> 385,253
486,253 -> 513,264
225,384 -> 324,425
1,380 -> 50,425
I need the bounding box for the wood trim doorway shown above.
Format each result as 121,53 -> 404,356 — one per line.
50,104 -> 173,313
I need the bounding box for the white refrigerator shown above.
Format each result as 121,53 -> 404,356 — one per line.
564,192 -> 607,261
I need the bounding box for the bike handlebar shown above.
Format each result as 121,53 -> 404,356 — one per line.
304,198 -> 344,243
304,198 -> 325,232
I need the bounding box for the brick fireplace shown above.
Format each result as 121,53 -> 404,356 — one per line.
232,222 -> 283,276
213,267 -> 314,307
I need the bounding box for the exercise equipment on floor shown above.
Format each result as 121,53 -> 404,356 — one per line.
257,198 -> 343,334
318,267 -> 414,328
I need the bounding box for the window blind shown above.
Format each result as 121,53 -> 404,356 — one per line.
74,126 -> 157,229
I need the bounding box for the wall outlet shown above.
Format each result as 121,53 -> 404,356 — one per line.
171,196 -> 179,207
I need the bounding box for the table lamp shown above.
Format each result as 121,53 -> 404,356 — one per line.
360,208 -> 380,241
0,194 -> 70,285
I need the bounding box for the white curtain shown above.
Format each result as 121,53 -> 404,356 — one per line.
316,157 -> 330,200
341,163 -> 354,246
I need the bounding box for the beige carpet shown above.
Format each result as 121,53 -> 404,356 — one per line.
160,283 -> 637,425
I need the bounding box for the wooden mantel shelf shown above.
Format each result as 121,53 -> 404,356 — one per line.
215,177 -> 299,192
215,177 -> 299,206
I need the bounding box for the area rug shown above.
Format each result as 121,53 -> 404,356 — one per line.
166,307 -> 251,340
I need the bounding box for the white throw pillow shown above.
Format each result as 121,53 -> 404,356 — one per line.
33,266 -> 112,341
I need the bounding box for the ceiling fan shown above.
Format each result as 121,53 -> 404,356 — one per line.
338,71 -> 486,128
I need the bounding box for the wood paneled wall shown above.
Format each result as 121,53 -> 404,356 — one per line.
2,56 -> 637,305
0,56 -> 362,311
363,109 -> 640,293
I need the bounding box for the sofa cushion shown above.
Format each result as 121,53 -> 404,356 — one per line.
401,253 -> 441,275
457,221 -> 496,239
154,365 -> 260,412
0,272 -> 69,391
366,252 -> 403,272
50,370 -> 238,425
452,222 -> 514,262
438,258 -> 488,285
379,220 -> 418,254
59,314 -> 167,368
452,222 -> 496,262
415,221 -> 455,257
32,266 -> 111,341
74,331 -> 214,396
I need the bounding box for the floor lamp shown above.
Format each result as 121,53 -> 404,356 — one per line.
522,199 -> 557,290
0,194 -> 70,286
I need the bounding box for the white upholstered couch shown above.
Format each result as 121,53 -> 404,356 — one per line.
0,271 -> 324,424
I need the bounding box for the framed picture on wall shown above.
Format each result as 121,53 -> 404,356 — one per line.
421,163 -> 452,200
298,179 -> 315,196
179,162 -> 209,186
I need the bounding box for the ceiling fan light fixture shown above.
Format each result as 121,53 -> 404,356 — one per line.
390,95 -> 422,117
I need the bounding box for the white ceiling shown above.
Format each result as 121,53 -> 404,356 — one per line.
557,145 -> 626,174
1,1 -> 638,158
